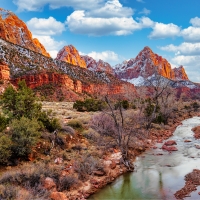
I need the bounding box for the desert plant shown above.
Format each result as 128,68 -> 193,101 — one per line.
1,80 -> 42,120
67,120 -> 83,131
73,98 -> 105,112
0,134 -> 12,165
9,117 -> 40,158
58,176 -> 78,191
0,114 -> 8,132
74,155 -> 104,181
0,184 -> 19,200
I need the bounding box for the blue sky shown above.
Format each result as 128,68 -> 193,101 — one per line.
1,0 -> 200,82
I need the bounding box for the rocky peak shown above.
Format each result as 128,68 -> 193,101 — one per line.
0,8 -> 50,57
173,66 -> 189,80
56,45 -> 86,68
115,46 -> 189,82
81,55 -> 114,75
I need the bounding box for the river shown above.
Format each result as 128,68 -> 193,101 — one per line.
89,117 -> 200,200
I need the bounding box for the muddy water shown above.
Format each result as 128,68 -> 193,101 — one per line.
90,117 -> 200,200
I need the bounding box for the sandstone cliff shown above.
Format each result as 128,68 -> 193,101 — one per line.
56,45 -> 86,68
173,66 -> 189,80
0,8 -> 50,57
82,55 -> 114,75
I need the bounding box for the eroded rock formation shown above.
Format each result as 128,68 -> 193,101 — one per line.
0,61 -> 10,80
56,45 -> 86,68
82,55 -> 114,75
115,46 -> 189,81
173,66 -> 189,80
0,8 -> 50,57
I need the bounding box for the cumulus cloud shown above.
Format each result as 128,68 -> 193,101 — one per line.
139,8 -> 151,15
181,27 -> 200,43
160,42 -> 200,56
137,17 -> 154,28
65,0 -> 143,36
160,42 -> 200,82
13,0 -> 104,11
171,55 -> 200,82
87,0 -> 134,18
27,17 -> 65,35
33,35 -> 65,58
190,17 -> 200,27
66,0 -> 155,36
149,22 -> 181,39
66,10 -> 142,36
87,51 -> 120,64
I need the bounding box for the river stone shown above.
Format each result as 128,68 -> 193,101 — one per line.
164,140 -> 177,146
162,145 -> 178,151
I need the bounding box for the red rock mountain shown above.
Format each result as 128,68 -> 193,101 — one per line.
115,46 -> 189,84
56,45 -> 86,68
173,66 -> 188,80
0,8 -> 50,57
81,55 -> 114,74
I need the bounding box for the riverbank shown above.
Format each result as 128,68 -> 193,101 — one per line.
64,111 -> 200,200
174,169 -> 200,199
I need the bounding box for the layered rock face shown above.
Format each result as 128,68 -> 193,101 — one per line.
82,55 -> 114,75
11,73 -> 82,93
0,8 -> 50,57
56,45 -> 86,68
173,66 -> 189,80
115,46 -> 189,81
0,62 -> 10,80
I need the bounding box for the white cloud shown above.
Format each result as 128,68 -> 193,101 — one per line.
149,22 -> 181,39
33,35 -> 65,58
87,51 -> 120,64
66,10 -> 143,36
190,17 -> 200,27
181,26 -> 200,43
87,0 -> 134,18
137,17 -> 154,28
171,55 -> 200,82
27,17 -> 65,35
13,0 -> 104,11
65,0 -> 143,36
139,8 -> 151,15
160,42 -> 200,56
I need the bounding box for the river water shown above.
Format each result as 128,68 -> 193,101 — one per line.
90,117 -> 200,200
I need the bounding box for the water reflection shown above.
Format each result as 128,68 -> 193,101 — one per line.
90,117 -> 200,200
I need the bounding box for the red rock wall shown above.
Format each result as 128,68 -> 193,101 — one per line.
11,73 -> 82,93
11,72 -> 136,100
0,63 -> 10,80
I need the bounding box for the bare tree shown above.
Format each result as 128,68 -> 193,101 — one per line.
144,72 -> 177,129
90,95 -> 145,171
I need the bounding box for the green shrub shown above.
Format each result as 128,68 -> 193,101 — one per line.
114,100 -> 129,110
1,80 -> 42,120
9,117 -> 41,158
38,111 -> 61,132
67,120 -> 83,131
0,134 -> 12,165
73,98 -> 105,112
0,114 -> 8,132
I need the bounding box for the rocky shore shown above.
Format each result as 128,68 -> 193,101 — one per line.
58,112 -> 200,200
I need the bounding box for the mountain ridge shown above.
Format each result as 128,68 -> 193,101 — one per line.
0,8 -> 50,57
